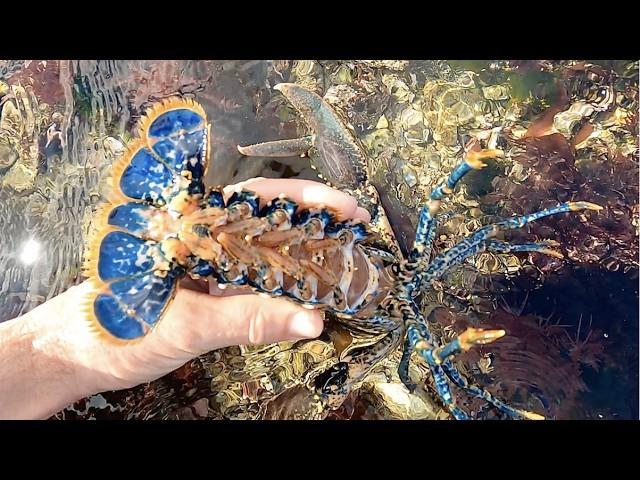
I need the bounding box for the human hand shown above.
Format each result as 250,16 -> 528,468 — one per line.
0,178 -> 370,419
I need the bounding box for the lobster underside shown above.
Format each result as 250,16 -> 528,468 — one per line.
83,86 -> 602,419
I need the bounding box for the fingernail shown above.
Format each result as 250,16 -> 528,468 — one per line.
289,311 -> 323,339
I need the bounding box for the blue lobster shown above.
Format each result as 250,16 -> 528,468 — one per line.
83,84 -> 602,420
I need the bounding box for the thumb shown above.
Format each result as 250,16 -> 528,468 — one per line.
159,288 -> 325,355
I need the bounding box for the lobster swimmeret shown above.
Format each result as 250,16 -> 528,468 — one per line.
83,87 -> 602,419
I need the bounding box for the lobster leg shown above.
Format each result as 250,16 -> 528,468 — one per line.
405,323 -> 469,419
422,327 -> 506,364
384,297 -> 471,419
398,334 -> 416,392
428,148 -> 502,214
401,203 -> 603,418
406,321 -> 543,419
411,210 -> 460,262
415,201 -> 602,287
395,295 -> 543,419
440,360 -> 544,420
411,148 -> 502,261
484,239 -> 564,258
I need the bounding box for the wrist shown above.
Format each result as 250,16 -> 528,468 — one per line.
0,306 -> 88,419
29,282 -> 130,399
0,283 -> 120,419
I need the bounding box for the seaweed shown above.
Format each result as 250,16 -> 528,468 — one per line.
486,133 -> 639,273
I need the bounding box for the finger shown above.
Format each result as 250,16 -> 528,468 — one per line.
162,288 -> 325,354
224,178 -> 371,222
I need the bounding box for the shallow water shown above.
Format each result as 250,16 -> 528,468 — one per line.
0,60 -> 637,419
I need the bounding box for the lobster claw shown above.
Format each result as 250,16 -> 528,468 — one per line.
237,83 -> 369,193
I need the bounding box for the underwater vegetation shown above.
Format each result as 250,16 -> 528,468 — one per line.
484,62 -> 639,275
488,133 -> 638,274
